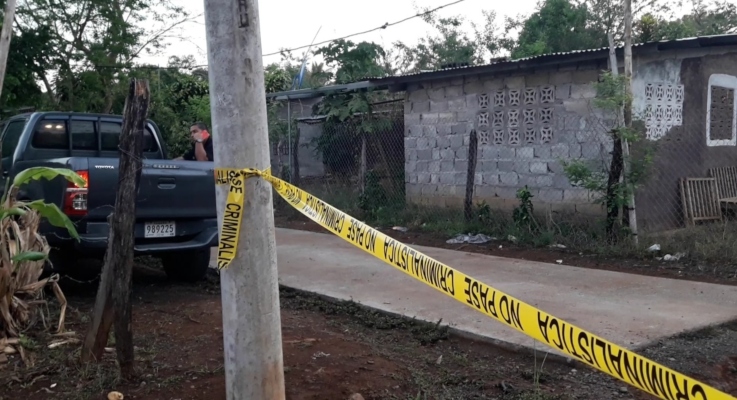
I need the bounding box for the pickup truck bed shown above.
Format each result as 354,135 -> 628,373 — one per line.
0,112 -> 218,281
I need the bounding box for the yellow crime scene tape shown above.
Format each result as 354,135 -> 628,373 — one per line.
214,167 -> 734,400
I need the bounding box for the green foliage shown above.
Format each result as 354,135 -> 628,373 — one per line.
391,10 -> 504,72
6,167 -> 83,240
636,0 -> 737,42
508,0 -> 608,59
358,170 -> 388,220
512,187 -> 537,232
11,251 -> 48,263
561,72 -> 655,234
13,167 -> 86,188
593,72 -> 629,111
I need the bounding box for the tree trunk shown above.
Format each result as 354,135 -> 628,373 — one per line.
81,79 -> 150,381
605,133 -> 624,243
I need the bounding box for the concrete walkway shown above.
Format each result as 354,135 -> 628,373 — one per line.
211,228 -> 737,355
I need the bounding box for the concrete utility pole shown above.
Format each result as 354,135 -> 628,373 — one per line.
0,0 -> 18,99
202,0 -> 285,398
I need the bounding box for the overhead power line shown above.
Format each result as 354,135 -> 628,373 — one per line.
77,0 -> 468,71
261,0 -> 467,57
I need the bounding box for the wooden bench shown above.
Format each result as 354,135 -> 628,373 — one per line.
708,167 -> 737,207
680,177 -> 722,226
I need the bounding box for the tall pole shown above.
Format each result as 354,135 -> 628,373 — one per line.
622,0 -> 638,245
203,0 -> 285,399
0,0 -> 18,99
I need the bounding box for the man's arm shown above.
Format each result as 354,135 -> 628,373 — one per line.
194,141 -> 209,161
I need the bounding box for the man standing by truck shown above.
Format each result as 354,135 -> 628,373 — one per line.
176,122 -> 214,161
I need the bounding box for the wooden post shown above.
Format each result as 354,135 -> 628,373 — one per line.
203,0 -> 286,398
0,0 -> 17,100
81,79 -> 150,381
622,0 -> 638,244
464,130 -> 478,222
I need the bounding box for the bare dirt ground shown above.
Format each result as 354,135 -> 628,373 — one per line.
0,262 -> 736,400
274,216 -> 737,287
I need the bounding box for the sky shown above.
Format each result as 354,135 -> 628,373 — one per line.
138,0 -> 543,68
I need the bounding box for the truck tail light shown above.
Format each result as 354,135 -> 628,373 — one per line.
63,170 -> 88,217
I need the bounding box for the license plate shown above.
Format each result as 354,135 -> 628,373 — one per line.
144,221 -> 176,238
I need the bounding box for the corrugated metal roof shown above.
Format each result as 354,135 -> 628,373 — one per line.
369,34 -> 737,84
267,34 -> 737,99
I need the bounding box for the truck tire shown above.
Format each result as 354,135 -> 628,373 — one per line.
161,249 -> 211,282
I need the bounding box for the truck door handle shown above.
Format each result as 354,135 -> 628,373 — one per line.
158,177 -> 176,189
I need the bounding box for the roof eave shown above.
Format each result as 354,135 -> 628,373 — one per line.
266,80 -> 387,100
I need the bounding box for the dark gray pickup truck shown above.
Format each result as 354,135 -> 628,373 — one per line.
0,112 -> 218,281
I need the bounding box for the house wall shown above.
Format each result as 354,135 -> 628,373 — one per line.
404,60 -> 614,214
634,50 -> 737,231
403,45 -> 737,231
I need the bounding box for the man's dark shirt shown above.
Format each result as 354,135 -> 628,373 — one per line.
182,138 -> 214,161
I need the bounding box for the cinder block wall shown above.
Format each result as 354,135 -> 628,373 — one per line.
404,61 -> 614,215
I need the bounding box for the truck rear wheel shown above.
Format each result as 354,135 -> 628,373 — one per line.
161,249 -> 211,282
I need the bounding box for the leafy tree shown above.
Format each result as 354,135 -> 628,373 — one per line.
636,0 -> 737,42
507,0 -> 608,59
14,0 -> 197,113
392,9 -> 504,72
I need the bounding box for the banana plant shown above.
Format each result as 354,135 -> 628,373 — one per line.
0,166 -> 84,339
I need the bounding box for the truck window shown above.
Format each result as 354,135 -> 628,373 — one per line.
100,121 -> 158,153
2,120 -> 27,158
31,120 -> 68,149
70,120 -> 97,150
